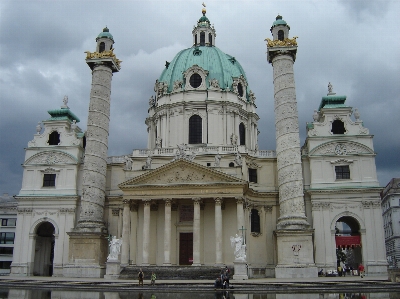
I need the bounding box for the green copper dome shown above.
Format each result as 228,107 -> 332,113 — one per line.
272,15 -> 289,28
96,27 -> 114,41
158,46 -> 251,98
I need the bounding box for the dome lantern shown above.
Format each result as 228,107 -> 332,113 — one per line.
270,15 -> 290,41
96,27 -> 114,53
192,6 -> 216,47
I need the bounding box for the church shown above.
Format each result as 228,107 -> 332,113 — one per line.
10,8 -> 387,278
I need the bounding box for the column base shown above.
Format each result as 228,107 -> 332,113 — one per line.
66,231 -> 108,278
233,260 -> 248,280
104,260 -> 121,280
274,228 -> 317,278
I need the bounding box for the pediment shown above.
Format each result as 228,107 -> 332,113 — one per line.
25,150 -> 78,165
119,159 -> 246,188
309,141 -> 374,156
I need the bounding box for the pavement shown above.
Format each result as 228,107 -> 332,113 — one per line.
0,274 -> 398,293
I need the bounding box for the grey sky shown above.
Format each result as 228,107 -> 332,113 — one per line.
1,0 -> 399,196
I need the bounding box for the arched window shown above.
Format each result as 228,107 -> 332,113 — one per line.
99,42 -> 105,53
237,83 -> 243,97
331,120 -> 346,134
239,123 -> 245,145
208,33 -> 212,46
278,30 -> 284,41
48,131 -> 60,145
251,209 -> 260,233
195,34 -> 198,46
200,32 -> 205,46
189,115 -> 202,144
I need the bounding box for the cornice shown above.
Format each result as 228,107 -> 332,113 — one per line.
306,187 -> 382,195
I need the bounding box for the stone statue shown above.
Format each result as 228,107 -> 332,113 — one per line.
124,156 -> 133,170
313,110 -> 319,122
142,155 -> 152,170
209,78 -> 220,89
107,236 -> 122,261
214,153 -> 221,167
248,90 -> 256,103
354,108 -> 360,120
155,137 -> 162,148
62,95 -> 69,108
234,152 -> 242,166
70,120 -> 77,132
36,122 -> 42,134
230,234 -> 246,261
328,82 -> 333,94
149,96 -> 155,107
230,133 -> 238,145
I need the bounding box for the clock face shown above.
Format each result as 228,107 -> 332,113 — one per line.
335,144 -> 347,155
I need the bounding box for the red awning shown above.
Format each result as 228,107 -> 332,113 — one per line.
335,235 -> 361,249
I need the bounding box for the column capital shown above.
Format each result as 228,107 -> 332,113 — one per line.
214,197 -> 222,205
192,197 -> 202,204
143,199 -> 151,206
235,196 -> 245,204
164,198 -> 172,206
123,199 -> 130,205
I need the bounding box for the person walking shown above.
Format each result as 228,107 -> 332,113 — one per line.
151,271 -> 157,286
138,268 -> 144,286
358,264 -> 365,278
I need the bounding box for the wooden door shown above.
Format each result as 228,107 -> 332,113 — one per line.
179,232 -> 193,265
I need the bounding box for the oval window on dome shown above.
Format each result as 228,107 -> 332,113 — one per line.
190,73 -> 202,88
237,83 -> 244,97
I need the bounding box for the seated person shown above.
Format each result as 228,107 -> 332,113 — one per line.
214,277 -> 223,289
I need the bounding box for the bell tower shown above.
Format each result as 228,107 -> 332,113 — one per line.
66,27 -> 121,278
266,15 -> 317,278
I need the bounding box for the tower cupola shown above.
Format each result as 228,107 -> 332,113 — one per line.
96,27 -> 114,53
270,15 -> 290,41
192,6 -> 216,47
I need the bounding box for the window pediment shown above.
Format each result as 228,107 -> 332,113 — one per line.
183,65 -> 209,91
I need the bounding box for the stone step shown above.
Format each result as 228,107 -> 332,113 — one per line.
119,265 -> 233,280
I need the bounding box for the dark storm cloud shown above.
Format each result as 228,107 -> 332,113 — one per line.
0,0 -> 399,196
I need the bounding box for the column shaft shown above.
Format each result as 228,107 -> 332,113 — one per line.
164,199 -> 172,265
236,197 -> 245,231
142,200 -> 151,265
121,200 -> 130,266
215,198 -> 223,265
192,198 -> 201,266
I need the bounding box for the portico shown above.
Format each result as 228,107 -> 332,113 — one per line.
118,159 -> 248,266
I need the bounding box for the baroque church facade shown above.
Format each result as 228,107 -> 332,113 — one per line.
10,9 -> 387,278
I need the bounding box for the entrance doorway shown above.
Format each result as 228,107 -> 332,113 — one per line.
179,232 -> 193,265
335,216 -> 362,271
33,222 -> 55,276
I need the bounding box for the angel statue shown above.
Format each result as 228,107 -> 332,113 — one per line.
230,234 -> 246,261
107,236 -> 122,261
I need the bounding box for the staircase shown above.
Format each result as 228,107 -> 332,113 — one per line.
119,265 -> 232,280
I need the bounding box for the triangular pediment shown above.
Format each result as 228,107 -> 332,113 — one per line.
119,159 -> 246,189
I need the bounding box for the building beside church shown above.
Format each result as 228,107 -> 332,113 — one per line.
381,178 -> 400,269
10,9 -> 387,278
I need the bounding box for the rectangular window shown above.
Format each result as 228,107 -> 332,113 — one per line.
0,247 -> 13,255
0,233 -> 15,244
249,168 -> 258,183
1,219 -> 16,227
335,165 -> 350,180
0,261 -> 12,269
43,173 -> 56,187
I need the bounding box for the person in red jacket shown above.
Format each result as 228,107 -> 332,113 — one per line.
358,264 -> 365,278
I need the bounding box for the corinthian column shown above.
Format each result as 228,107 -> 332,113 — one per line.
215,198 -> 223,265
121,199 -> 130,266
163,198 -> 172,265
192,197 -> 201,266
142,200 -> 151,266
